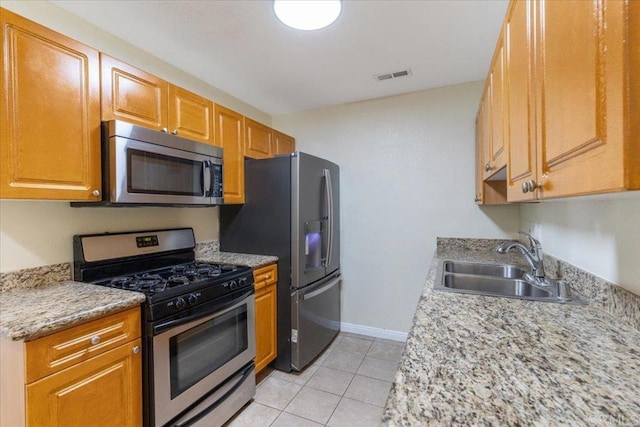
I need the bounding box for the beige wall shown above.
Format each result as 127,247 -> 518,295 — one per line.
273,82 -> 521,333
0,201 -> 218,272
521,193 -> 640,295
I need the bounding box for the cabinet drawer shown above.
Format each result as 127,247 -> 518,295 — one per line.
25,307 -> 141,383
253,264 -> 277,291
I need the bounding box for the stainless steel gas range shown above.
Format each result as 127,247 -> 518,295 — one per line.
73,228 -> 255,427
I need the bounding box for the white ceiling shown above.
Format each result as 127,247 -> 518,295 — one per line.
51,0 -> 509,116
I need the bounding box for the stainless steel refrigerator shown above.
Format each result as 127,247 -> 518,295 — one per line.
220,152 -> 340,372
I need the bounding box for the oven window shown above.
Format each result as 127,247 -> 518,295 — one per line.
128,149 -> 203,196
169,305 -> 248,398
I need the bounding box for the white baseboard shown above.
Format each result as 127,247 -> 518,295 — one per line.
340,322 -> 408,342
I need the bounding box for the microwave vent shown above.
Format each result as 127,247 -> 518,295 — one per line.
374,68 -> 413,82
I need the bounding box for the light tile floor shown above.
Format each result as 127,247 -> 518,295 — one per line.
225,332 -> 405,427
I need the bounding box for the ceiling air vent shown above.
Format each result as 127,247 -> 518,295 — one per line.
374,68 -> 413,82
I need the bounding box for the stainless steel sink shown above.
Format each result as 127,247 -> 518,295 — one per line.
441,274 -> 552,298
442,260 -> 526,279
434,260 -> 581,304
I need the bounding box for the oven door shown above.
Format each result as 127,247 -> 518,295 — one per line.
151,292 -> 255,427
110,136 -> 218,205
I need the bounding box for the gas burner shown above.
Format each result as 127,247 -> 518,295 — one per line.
110,276 -> 136,290
135,274 -> 166,293
167,275 -> 190,288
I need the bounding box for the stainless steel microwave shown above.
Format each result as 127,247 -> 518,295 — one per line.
77,120 -> 223,206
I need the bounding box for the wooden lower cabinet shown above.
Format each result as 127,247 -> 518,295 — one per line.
253,264 -> 277,373
26,338 -> 142,427
0,307 -> 142,427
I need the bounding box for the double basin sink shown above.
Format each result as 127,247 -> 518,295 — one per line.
434,260 -> 581,304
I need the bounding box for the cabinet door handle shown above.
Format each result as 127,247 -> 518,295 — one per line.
92,189 -> 101,197
132,345 -> 140,354
171,130 -> 179,135
521,182 -> 530,193
265,274 -> 270,280
485,162 -> 493,172
90,335 -> 100,345
161,128 -> 168,133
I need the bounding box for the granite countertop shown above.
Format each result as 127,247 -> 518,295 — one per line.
383,239 -> 640,426
197,251 -> 278,268
0,244 -> 276,343
0,281 -> 145,341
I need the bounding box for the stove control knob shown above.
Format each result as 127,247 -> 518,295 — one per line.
238,277 -> 247,287
230,280 -> 238,290
188,293 -> 198,305
175,297 -> 186,310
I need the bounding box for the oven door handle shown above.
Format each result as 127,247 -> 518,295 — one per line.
152,289 -> 254,335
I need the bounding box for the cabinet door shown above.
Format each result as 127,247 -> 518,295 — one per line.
253,264 -> 277,373
474,112 -> 484,204
480,87 -> 493,180
215,104 -> 245,204
101,54 -> 168,130
488,35 -> 507,175
535,0 -> 628,197
168,85 -> 214,145
631,0 -> 640,191
0,8 -> 101,200
273,130 -> 295,155
505,0 -> 537,202
26,339 -> 142,427
244,118 -> 273,159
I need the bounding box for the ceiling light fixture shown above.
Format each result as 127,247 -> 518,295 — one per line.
273,0 -> 342,31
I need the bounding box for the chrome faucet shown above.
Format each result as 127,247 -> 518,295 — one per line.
497,231 -> 546,280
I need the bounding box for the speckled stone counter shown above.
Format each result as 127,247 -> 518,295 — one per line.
383,238 -> 640,426
199,251 -> 278,268
0,281 -> 145,341
195,240 -> 278,268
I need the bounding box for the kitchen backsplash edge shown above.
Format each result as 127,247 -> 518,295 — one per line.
0,240 -> 222,293
0,263 -> 71,292
437,237 -> 640,331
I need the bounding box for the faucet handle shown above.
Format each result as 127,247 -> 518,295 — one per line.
518,231 -> 541,255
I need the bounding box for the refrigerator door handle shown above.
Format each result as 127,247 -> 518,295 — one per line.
323,169 -> 334,267
302,275 -> 341,301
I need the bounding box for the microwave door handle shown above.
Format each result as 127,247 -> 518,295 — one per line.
203,160 -> 212,198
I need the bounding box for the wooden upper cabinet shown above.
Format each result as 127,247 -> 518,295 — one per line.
631,0 -> 640,188
505,0 -> 537,202
168,85 -> 214,145
215,104 -> 245,204
244,118 -> 273,159
101,54 -> 168,130
535,0 -> 639,197
488,34 -> 507,175
474,113 -> 484,204
0,8 -> 101,201
480,86 -> 493,181
273,130 -> 295,156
